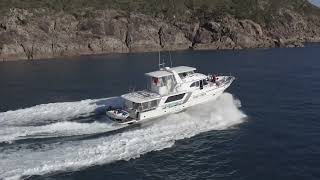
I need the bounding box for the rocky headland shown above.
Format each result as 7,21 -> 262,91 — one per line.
1,0 -> 320,61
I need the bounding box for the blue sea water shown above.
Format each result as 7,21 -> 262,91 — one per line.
0,45 -> 319,180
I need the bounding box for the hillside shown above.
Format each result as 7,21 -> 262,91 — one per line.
1,0 -> 320,60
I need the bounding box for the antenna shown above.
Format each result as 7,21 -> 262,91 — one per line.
158,50 -> 166,69
144,29 -> 173,69
169,50 -> 173,67
158,50 -> 161,69
128,85 -> 135,93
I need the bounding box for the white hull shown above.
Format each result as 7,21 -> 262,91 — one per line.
136,80 -> 231,122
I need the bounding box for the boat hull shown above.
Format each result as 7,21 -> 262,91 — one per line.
137,82 -> 228,122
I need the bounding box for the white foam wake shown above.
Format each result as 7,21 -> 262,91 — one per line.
0,93 -> 246,180
0,121 -> 124,143
0,97 -> 121,126
0,97 -> 123,142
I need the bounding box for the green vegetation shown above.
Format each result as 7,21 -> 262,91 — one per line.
0,0 -> 317,24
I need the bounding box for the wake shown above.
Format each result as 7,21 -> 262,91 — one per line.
0,121 -> 125,143
0,97 -> 124,143
0,93 -> 246,180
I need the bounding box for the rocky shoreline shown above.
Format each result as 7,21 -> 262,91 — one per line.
1,7 -> 320,61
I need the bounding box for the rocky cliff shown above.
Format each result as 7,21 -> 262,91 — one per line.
1,4 -> 320,60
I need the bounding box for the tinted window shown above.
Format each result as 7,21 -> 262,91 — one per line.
190,81 -> 199,87
142,102 -> 148,109
150,100 -> 158,107
165,93 -> 185,103
203,79 -> 208,85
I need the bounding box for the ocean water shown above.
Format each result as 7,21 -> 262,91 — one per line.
0,45 -> 319,180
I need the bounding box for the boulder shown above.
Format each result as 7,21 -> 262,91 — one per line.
274,37 -> 285,48
174,22 -> 199,42
233,32 -> 258,48
203,21 -> 221,33
239,20 -> 263,36
104,18 -> 128,42
159,25 -> 192,50
194,28 -> 212,44
126,23 -> 161,52
219,36 -> 236,49
88,37 -> 128,53
1,44 -> 25,59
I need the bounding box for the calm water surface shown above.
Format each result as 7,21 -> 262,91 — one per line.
0,46 -> 319,180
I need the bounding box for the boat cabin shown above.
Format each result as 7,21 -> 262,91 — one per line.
145,66 -> 196,95
121,90 -> 161,114
120,66 -> 200,118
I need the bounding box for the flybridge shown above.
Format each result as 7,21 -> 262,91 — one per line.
145,66 -> 196,78
144,66 -> 197,95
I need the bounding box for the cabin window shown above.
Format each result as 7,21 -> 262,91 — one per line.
165,93 -> 185,103
150,100 -> 159,107
179,71 -> 194,78
162,77 -> 167,85
150,76 -> 175,89
133,103 -> 143,111
134,100 -> 159,112
203,79 -> 208,86
152,77 -> 172,87
142,102 -> 149,110
179,73 -> 187,79
152,77 -> 162,86
133,103 -> 140,109
190,81 -> 200,87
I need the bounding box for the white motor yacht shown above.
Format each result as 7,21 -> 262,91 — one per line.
106,66 -> 235,124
